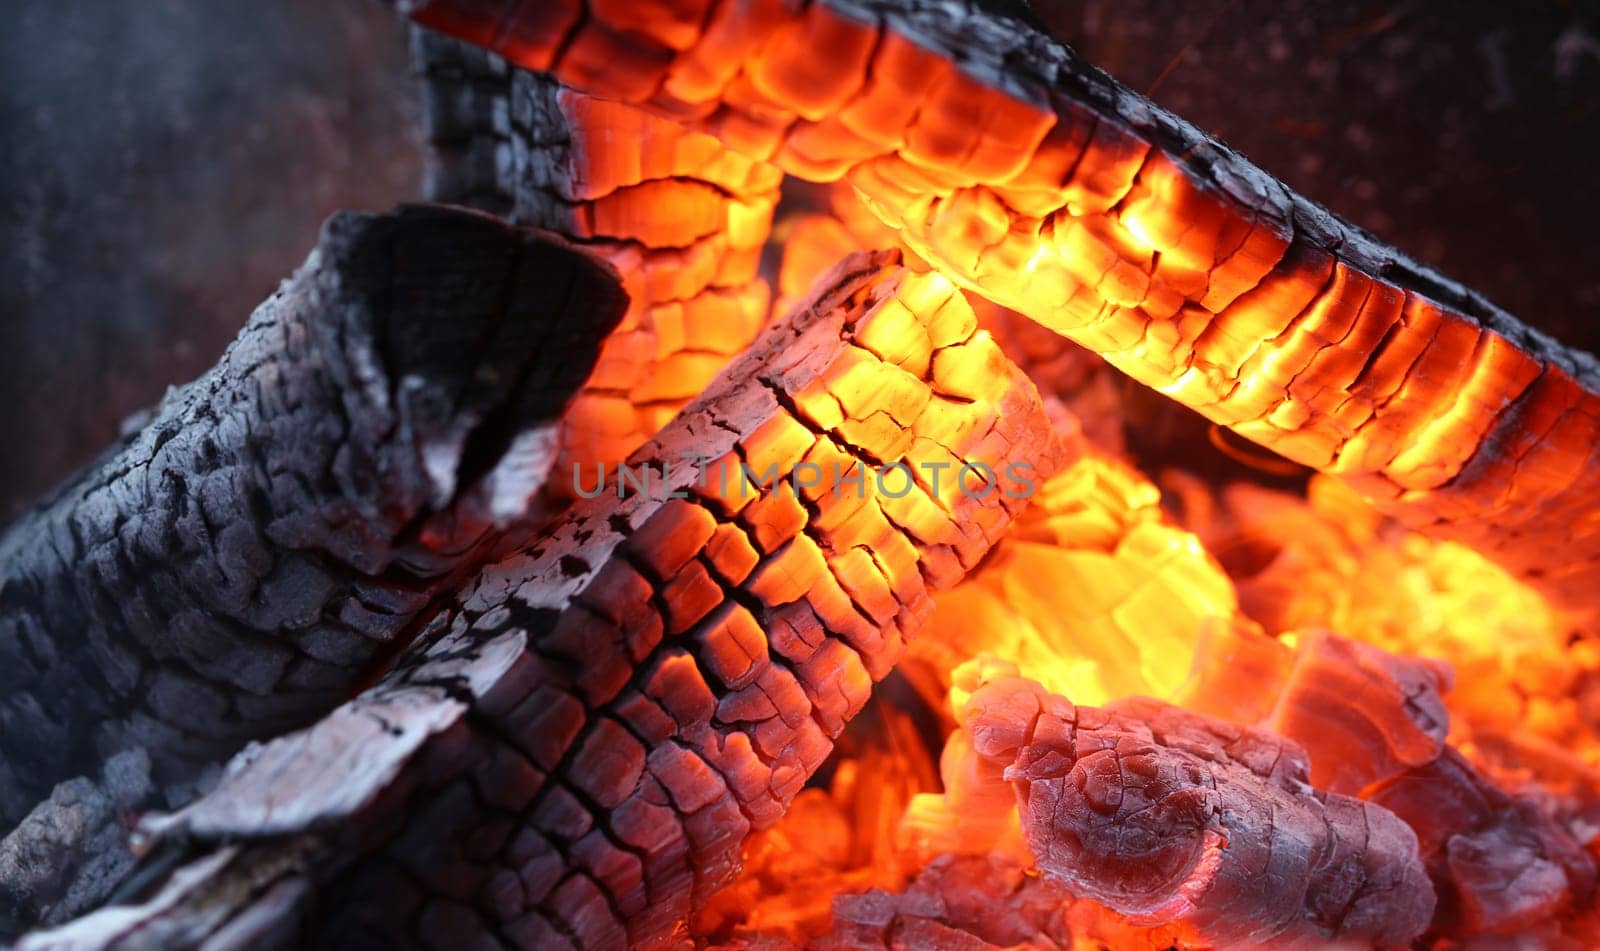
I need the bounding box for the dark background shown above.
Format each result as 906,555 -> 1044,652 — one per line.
2,0 -> 1598,518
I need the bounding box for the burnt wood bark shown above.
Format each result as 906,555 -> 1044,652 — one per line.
411,28 -> 515,217
394,0 -> 1600,617
0,205 -> 625,934
21,251 -> 1064,950
413,28 -> 781,488
0,753 -> 155,942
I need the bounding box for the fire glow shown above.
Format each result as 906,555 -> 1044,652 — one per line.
9,2 -> 1600,949
374,0 -> 1600,938
390,1 -> 1600,943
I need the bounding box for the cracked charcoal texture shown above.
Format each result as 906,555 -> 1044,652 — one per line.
714,852 -> 1079,950
1368,749 -> 1599,937
956,674 -> 1437,948
395,0 -> 1600,617
412,29 -> 780,483
22,252 -> 1064,950
0,205 -> 626,863
0,751 -> 154,937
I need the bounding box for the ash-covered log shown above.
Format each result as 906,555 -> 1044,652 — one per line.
394,0 -> 1600,617
22,251 -> 1064,949
947,663 -> 1437,948
413,30 -> 780,485
0,205 -> 624,933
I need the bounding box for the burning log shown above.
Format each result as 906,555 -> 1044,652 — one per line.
22,252 -> 1064,949
942,662 -> 1437,949
413,30 -> 780,483
771,179 -> 1132,458
0,205 -> 623,934
396,0 -> 1600,616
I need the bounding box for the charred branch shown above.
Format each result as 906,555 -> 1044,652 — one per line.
0,205 -> 624,933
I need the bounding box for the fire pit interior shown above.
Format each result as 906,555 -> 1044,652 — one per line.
2,1 -> 1598,948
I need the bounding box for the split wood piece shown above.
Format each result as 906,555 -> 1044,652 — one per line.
1183,623 -> 1599,937
394,0 -> 1600,614
413,29 -> 781,485
0,205 -> 624,927
25,251 -> 1064,950
948,663 -> 1437,948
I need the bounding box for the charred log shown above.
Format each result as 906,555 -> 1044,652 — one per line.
395,0 -> 1600,616
0,205 -> 624,933
411,28 -> 515,217
21,252 -> 1063,949
950,666 -> 1437,948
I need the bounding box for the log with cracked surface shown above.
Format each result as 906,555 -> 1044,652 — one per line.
395,0 -> 1600,616
21,251 -> 1064,950
941,661 -> 1438,949
414,30 -> 780,485
0,205 -> 624,830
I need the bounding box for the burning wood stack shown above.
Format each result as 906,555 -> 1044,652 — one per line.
2,0 -> 1597,948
